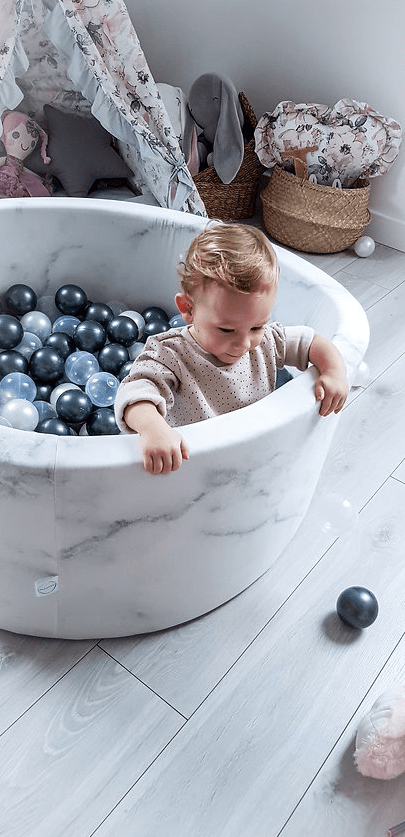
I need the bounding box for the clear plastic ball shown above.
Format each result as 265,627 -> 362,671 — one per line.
36,294 -> 60,322
20,311 -> 52,342
353,361 -> 371,388
14,331 -> 42,359
33,400 -> 57,421
1,398 -> 39,431
0,416 -> 12,428
121,310 -> 145,338
50,382 -> 81,408
0,372 -> 37,403
85,371 -> 119,407
65,351 -> 99,385
52,316 -> 81,336
106,299 -> 128,316
316,493 -> 358,537
128,341 -> 144,361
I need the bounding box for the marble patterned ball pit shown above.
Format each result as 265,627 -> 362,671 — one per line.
0,198 -> 369,640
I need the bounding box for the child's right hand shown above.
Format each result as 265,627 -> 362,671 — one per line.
140,425 -> 190,475
123,400 -> 190,475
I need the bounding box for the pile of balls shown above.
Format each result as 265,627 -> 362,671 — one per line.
0,283 -> 184,436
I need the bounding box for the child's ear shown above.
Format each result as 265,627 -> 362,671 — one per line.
175,292 -> 194,322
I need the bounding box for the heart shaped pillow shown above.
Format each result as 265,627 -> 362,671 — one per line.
255,98 -> 402,187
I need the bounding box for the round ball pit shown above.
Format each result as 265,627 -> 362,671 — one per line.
0,198 -> 369,639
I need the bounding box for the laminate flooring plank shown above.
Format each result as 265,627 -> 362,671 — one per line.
280,633 -> 405,837
94,478 -> 405,837
101,353 -> 405,717
0,631 -> 95,734
331,270 -> 389,310
362,281 -> 405,381
0,646 -> 184,837
342,242 -> 405,290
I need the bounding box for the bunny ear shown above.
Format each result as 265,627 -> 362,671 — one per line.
212,78 -> 244,184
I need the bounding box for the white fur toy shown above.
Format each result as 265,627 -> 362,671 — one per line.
354,684 -> 405,779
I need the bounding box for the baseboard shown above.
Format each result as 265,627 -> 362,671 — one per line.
367,209 -> 405,253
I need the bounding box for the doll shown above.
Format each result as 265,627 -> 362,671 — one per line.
0,110 -> 51,198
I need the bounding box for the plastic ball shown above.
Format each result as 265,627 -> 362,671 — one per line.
0,416 -> 12,428
0,350 -> 29,377
30,347 -> 65,383
85,371 -> 119,407
317,493 -> 358,537
143,319 -> 170,339
50,382 -> 81,408
84,302 -> 114,327
52,316 -> 81,337
74,320 -> 106,353
64,351 -> 99,385
106,299 -> 128,316
33,400 -> 57,422
0,314 -> 24,349
118,361 -> 133,381
141,306 -> 169,323
36,417 -> 71,435
35,383 -> 52,402
336,586 -> 379,629
36,294 -> 60,322
354,236 -> 375,258
0,398 -> 39,431
98,343 -> 129,375
120,310 -> 145,338
44,331 -> 75,360
169,314 -> 187,328
86,407 -> 120,436
14,331 -> 42,359
55,389 -> 93,425
55,284 -> 88,316
106,316 -> 138,346
353,361 -> 371,388
0,372 -> 36,403
128,341 -> 144,361
5,284 -> 37,316
20,311 -> 52,342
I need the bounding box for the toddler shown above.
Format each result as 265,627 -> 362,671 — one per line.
114,223 -> 348,475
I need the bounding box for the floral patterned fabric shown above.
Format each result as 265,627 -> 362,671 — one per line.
0,0 -> 205,214
255,99 -> 403,187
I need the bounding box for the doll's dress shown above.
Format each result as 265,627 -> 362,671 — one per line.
0,155 -> 50,197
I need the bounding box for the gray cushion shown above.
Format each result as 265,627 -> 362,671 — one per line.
29,105 -> 133,197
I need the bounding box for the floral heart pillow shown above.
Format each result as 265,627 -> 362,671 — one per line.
254,99 -> 402,187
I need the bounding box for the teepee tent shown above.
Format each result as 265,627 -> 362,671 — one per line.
0,0 -> 205,213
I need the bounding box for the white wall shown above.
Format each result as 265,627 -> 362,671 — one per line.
126,0 -> 405,251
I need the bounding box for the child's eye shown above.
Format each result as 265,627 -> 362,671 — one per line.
251,326 -> 265,332
218,327 -> 233,334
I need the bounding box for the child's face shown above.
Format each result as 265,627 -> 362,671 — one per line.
176,281 -> 277,364
3,121 -> 38,161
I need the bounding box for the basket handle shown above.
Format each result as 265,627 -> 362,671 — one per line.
280,146 -> 318,179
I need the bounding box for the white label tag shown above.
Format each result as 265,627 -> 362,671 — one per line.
35,576 -> 59,597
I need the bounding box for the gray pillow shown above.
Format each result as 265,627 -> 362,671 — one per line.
29,105 -> 133,196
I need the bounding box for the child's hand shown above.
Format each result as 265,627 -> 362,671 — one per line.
315,373 -> 348,416
123,400 -> 190,475
140,425 -> 190,475
309,334 -> 349,417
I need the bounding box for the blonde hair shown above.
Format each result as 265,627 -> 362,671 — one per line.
178,223 -> 278,296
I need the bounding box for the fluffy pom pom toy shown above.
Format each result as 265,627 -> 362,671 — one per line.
354,684 -> 405,779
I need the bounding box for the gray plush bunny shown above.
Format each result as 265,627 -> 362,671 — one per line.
183,73 -> 244,184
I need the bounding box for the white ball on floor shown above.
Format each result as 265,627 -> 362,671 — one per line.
354,236 -> 375,258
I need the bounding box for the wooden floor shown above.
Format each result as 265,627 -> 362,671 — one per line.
2,229 -> 405,837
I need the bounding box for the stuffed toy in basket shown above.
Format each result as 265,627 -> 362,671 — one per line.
255,99 -> 402,253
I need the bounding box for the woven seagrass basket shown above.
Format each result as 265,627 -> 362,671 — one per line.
193,92 -> 263,220
261,165 -> 371,253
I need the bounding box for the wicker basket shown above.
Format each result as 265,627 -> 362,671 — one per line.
261,165 -> 371,253
193,92 -> 263,220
